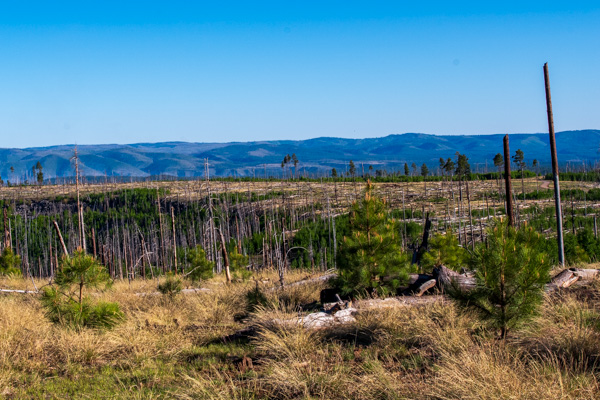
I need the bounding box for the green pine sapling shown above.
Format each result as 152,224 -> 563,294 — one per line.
185,246 -> 214,282
0,247 -> 22,276
449,219 -> 551,339
40,250 -> 124,329
421,229 -> 467,272
336,180 -> 413,297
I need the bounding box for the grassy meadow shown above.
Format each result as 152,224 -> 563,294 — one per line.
0,267 -> 599,399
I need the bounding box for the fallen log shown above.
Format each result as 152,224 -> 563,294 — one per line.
433,265 -> 477,292
572,269 -> 600,281
279,273 -> 337,289
547,268 -> 600,290
548,269 -> 578,289
354,295 -> 445,309
0,288 -> 38,294
222,294 -> 446,340
135,288 -> 212,296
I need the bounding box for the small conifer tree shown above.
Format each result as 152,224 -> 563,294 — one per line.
336,181 -> 412,296
158,274 -> 183,300
40,250 -> 124,329
229,248 -> 252,281
449,219 -> 551,338
0,247 -> 22,276
421,230 -> 466,271
185,246 -> 214,282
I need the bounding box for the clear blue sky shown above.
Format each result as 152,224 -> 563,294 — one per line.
0,1 -> 599,148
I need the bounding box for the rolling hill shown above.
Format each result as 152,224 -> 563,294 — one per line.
0,130 -> 598,180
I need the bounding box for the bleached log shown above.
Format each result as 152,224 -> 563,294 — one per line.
354,295 -> 445,309
433,265 -> 477,292
547,268 -> 599,290
548,269 -> 578,289
135,287 -> 212,296
573,269 -> 599,281
0,288 -> 38,294
285,273 -> 337,288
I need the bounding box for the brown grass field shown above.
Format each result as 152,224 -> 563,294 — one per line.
1,266 -> 599,399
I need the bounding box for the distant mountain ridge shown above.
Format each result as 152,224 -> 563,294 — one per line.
0,130 -> 598,180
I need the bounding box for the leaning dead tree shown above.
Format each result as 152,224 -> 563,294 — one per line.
544,62 -> 565,266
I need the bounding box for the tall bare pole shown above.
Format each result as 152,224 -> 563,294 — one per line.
52,220 -> 68,257
3,208 -> 11,249
503,135 -> 514,227
544,62 -> 565,266
156,187 -> 166,273
73,147 -> 86,252
171,206 -> 178,276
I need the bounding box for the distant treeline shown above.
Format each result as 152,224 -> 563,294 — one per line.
6,169 -> 600,187
544,172 -> 600,182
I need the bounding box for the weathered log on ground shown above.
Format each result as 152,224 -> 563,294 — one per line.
433,265 -> 477,292
221,294 -> 446,341
0,288 -> 38,294
548,269 -> 578,289
284,273 -> 337,288
354,295 -> 445,309
572,269 -> 600,281
134,288 -> 212,296
547,268 -> 600,291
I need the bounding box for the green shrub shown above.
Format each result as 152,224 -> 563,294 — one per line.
185,246 -> 214,282
450,219 -> 551,339
421,229 -> 467,271
40,250 -> 123,329
41,288 -> 124,329
576,228 -> 600,262
158,275 -> 183,299
0,247 -> 22,276
335,181 -> 413,297
564,233 -> 590,265
229,249 -> 252,281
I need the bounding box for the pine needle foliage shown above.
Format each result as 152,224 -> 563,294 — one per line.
449,219 -> 551,339
336,180 -> 412,297
0,247 -> 22,276
40,250 -> 123,329
158,275 -> 183,299
229,249 -> 252,281
421,229 -> 467,271
185,246 -> 214,282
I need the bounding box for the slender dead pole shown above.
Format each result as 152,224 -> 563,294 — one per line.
3,208 -> 11,249
171,206 -> 178,276
52,220 -> 69,257
544,62 -> 565,266
156,187 -> 166,273
73,147 -> 86,252
217,227 -> 231,283
503,135 -> 515,227
91,227 -> 97,258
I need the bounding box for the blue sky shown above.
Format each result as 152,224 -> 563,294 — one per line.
0,1 -> 599,148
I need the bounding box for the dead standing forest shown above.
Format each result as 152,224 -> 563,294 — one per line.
2,157 -> 600,284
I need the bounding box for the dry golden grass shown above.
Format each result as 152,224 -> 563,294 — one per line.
0,270 -> 599,399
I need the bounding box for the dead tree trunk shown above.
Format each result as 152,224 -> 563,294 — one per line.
503,135 -> 514,226
544,62 -> 565,266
